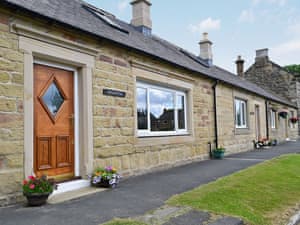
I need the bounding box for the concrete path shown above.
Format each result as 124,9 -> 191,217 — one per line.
0,141 -> 299,225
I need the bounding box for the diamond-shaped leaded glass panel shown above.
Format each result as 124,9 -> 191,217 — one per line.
42,82 -> 65,117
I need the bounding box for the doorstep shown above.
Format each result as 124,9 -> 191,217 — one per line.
48,179 -> 107,204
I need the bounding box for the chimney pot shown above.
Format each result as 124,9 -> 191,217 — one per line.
199,32 -> 213,66
256,48 -> 269,58
236,55 -> 245,77
255,48 -> 269,65
131,0 -> 152,36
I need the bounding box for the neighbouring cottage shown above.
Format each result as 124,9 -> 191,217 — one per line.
0,0 -> 298,206
244,49 -> 300,135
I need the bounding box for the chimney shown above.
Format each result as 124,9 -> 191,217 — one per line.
255,48 -> 269,65
199,32 -> 213,66
236,55 -> 245,77
131,0 -> 152,36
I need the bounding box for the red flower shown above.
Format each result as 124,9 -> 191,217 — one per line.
28,176 -> 35,181
23,180 -> 28,185
29,184 -> 35,189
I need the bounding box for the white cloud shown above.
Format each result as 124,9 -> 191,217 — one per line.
188,17 -> 221,33
238,9 -> 255,23
272,39 -> 300,65
252,0 -> 287,6
117,0 -> 129,12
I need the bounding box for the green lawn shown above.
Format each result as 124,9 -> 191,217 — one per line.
101,219 -> 147,225
167,154 -> 300,225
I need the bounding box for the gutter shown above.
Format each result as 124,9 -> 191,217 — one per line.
212,80 -> 219,153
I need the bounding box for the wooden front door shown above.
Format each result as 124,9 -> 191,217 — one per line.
34,64 -> 74,180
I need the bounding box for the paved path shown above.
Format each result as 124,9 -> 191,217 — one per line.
0,141 -> 299,225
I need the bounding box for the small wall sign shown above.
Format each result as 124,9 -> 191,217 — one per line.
103,89 -> 126,98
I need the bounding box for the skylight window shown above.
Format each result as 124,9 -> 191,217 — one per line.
93,10 -> 121,29
83,4 -> 129,34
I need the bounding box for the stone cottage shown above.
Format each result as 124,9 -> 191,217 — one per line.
0,0 -> 298,205
243,49 -> 300,135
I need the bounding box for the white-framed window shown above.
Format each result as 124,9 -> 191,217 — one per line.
136,81 -> 188,137
235,98 -> 247,129
270,110 -> 276,129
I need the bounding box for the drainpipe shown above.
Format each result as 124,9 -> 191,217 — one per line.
265,100 -> 269,140
212,80 -> 219,157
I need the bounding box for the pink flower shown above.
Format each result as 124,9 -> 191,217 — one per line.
23,180 -> 28,185
105,166 -> 113,171
29,184 -> 35,189
28,176 -> 35,181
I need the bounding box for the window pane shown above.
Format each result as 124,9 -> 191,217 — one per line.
149,88 -> 175,132
271,111 -> 276,128
177,95 -> 185,129
241,102 -> 246,126
137,87 -> 148,130
235,100 -> 241,126
42,82 -> 65,117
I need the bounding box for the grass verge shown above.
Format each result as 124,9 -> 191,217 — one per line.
167,154 -> 300,225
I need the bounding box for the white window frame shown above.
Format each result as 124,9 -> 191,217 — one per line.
137,81 -> 188,137
235,98 -> 248,129
270,110 -> 276,129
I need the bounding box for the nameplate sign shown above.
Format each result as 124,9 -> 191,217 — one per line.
103,89 -> 126,98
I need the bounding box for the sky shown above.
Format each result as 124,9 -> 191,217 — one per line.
85,0 -> 300,73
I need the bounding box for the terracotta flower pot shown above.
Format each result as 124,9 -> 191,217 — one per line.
24,192 -> 51,206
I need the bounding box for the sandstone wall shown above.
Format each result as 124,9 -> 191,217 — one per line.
0,11 -> 24,206
92,43 -> 215,176
216,84 -> 267,153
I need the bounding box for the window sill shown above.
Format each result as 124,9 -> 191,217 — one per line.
235,128 -> 250,135
135,134 -> 194,147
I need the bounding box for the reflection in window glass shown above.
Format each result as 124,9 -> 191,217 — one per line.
42,82 -> 64,117
137,88 -> 148,130
136,82 -> 187,136
177,95 -> 185,129
235,101 -> 241,127
149,88 -> 175,132
235,99 -> 247,128
271,110 -> 276,129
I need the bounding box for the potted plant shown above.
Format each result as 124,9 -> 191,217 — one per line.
290,117 -> 298,124
278,111 -> 288,119
23,175 -> 56,206
213,147 -> 225,159
270,139 -> 278,146
91,166 -> 120,188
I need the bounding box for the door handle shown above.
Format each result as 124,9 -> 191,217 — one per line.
69,114 -> 74,127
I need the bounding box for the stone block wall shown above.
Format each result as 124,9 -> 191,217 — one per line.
245,61 -> 293,101
0,10 -> 24,206
269,108 -> 298,142
92,42 -> 215,176
245,60 -> 300,134
216,84 -> 267,154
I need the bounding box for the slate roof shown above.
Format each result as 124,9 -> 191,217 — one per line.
1,0 -> 296,108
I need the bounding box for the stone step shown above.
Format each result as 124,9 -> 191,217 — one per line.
48,186 -> 106,204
